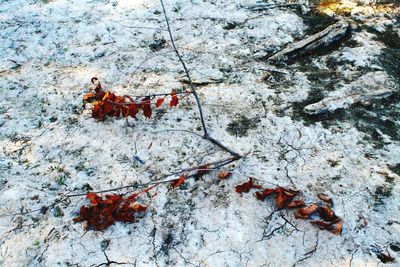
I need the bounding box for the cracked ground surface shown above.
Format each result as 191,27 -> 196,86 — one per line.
0,0 -> 399,266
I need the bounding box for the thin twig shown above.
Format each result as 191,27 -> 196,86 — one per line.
123,91 -> 190,100
152,129 -> 204,139
159,0 -> 208,136
114,21 -> 167,32
66,156 -> 237,197
159,0 -> 241,159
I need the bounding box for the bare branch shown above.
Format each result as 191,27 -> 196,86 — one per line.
159,0 -> 241,159
66,156 -> 238,197
159,0 -> 208,136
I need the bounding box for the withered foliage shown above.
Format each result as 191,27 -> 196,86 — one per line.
294,198 -> 343,235
317,193 -> 333,206
217,171 -> 232,180
83,78 -> 187,121
235,178 -> 262,193
74,185 -> 156,230
254,187 -> 304,209
298,205 -> 343,235
235,180 -> 343,235
294,204 -> 318,219
170,175 -> 186,188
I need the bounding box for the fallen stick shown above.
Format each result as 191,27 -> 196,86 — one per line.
160,0 -> 241,159
249,3 -> 300,12
267,21 -> 351,62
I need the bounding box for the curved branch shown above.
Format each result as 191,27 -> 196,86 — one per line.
159,0 -> 242,159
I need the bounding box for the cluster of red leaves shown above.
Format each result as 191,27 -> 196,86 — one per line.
236,179 -> 304,209
294,194 -> 343,235
83,78 -> 186,121
74,185 -> 156,230
235,178 -> 343,235
256,187 -> 306,209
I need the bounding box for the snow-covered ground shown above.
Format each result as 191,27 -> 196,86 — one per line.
0,0 -> 399,266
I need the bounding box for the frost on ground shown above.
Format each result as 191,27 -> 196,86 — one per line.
0,0 -> 399,266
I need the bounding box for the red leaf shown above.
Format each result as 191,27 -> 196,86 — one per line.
106,93 -> 116,102
141,97 -> 152,119
73,206 -> 93,222
217,171 -> 232,180
129,102 -> 138,118
86,192 -> 102,205
310,220 -> 342,235
92,104 -> 101,119
255,188 -> 275,200
126,184 -> 159,201
121,105 -> 130,117
115,211 -> 135,222
156,98 -> 165,107
115,96 -> 125,103
294,204 -> 318,219
275,188 -> 300,209
286,199 -> 305,208
96,91 -> 106,101
317,193 -> 333,206
235,178 -> 262,193
171,175 -> 186,188
83,93 -> 96,103
170,90 -> 178,107
331,220 -> 343,235
103,101 -> 114,114
111,108 -> 121,117
104,194 -> 123,204
317,206 -> 339,222
130,203 -> 148,212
